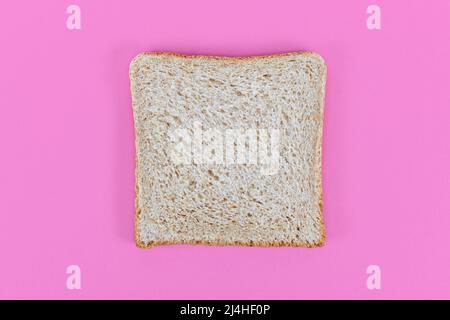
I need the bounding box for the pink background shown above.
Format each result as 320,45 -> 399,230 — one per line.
1,0 -> 450,299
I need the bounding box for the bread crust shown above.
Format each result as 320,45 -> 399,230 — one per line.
130,51 -> 327,249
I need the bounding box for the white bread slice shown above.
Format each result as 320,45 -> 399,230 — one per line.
130,52 -> 326,248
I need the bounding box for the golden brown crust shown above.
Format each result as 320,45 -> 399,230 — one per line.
130,51 -> 326,68
136,239 -> 325,249
131,51 -> 327,249
315,56 -> 327,247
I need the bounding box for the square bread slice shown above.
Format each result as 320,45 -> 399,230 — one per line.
130,52 -> 326,248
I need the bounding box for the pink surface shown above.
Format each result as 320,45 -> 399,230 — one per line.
1,0 -> 450,299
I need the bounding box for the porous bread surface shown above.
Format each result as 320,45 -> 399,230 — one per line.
130,52 -> 326,248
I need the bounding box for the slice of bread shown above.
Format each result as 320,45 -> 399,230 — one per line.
130,52 -> 326,248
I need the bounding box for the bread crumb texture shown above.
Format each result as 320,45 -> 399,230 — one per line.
130,52 -> 327,248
